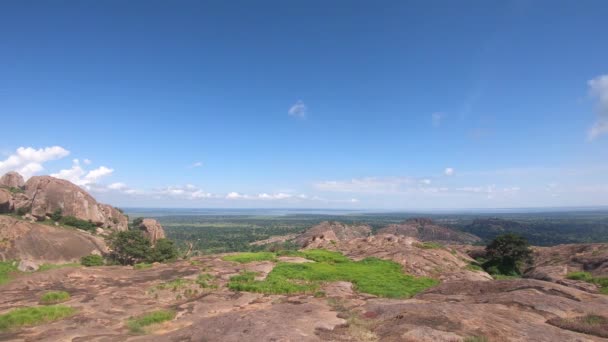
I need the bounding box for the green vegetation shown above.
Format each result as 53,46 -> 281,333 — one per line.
482,233 -> 532,277
1,186 -> 24,194
60,216 -> 97,232
154,278 -> 191,291
50,208 -> 63,222
196,273 -> 216,288
39,291 -> 70,305
147,239 -> 179,262
413,242 -> 443,249
126,309 -> 176,334
465,263 -> 484,272
0,261 -> 18,285
37,263 -> 80,272
223,252 -> 277,263
80,254 -> 105,267
567,271 -> 608,294
134,262 -> 153,270
464,337 -> 489,342
0,305 -> 76,331
228,250 -> 438,298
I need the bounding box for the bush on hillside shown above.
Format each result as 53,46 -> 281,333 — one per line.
60,216 -> 97,232
148,239 -> 178,263
80,254 -> 105,267
482,233 -> 533,276
51,208 -> 63,222
108,230 -> 152,265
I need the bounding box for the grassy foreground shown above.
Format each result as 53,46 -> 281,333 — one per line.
39,291 -> 71,305
0,305 -> 76,331
227,250 -> 438,298
0,261 -> 18,285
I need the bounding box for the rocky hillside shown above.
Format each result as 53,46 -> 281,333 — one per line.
294,221 -> 372,247
377,218 -> 481,244
0,216 -> 107,270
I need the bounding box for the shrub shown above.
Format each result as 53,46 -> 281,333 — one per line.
60,216 -> 97,232
39,291 -> 70,305
16,206 -> 30,216
567,271 -> 608,294
50,208 -> 63,222
134,263 -> 153,270
483,233 -> 532,276
81,254 -> 105,267
547,314 -> 608,338
148,239 -> 178,263
126,309 -> 175,334
108,230 -> 152,265
0,305 -> 76,331
37,263 -> 80,272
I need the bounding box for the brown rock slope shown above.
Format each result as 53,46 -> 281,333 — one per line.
0,216 -> 107,264
308,233 -> 493,282
0,171 -> 25,188
294,221 -> 372,247
137,218 -> 166,245
525,243 -> 608,292
377,218 -> 481,244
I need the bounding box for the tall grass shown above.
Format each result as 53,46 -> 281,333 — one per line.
0,305 -> 76,331
39,291 -> 71,305
126,309 -> 175,333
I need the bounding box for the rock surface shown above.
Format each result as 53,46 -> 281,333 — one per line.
377,218 -> 481,244
23,175 -> 128,231
294,221 -> 372,247
137,218 -> 166,245
0,188 -> 13,213
0,171 -> 25,188
0,215 -> 107,264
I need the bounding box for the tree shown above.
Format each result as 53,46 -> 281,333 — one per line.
148,239 -> 178,263
129,217 -> 144,230
51,208 -> 63,222
108,230 -> 151,265
81,254 -> 104,267
483,233 -> 533,276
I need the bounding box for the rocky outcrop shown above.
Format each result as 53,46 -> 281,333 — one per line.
377,217 -> 481,244
308,233 -> 492,282
137,218 -> 166,245
0,216 -> 107,267
0,171 -> 25,188
21,175 -> 128,231
0,188 -> 13,213
294,221 -> 372,247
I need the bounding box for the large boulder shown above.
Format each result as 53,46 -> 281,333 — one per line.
0,216 -> 108,264
22,176 -> 128,231
0,188 -> 13,213
377,218 -> 481,244
0,171 -> 25,188
137,218 -> 166,245
294,221 -> 372,247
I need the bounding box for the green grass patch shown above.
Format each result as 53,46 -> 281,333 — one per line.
195,273 -> 216,288
223,252 -> 277,263
154,278 -> 191,291
0,261 -> 19,285
39,291 -> 70,305
37,263 -> 80,272
126,309 -> 176,334
229,251 -> 438,298
413,242 -> 443,249
567,271 -> 608,294
465,263 -> 484,272
492,274 -> 522,280
133,262 -> 153,270
547,314 -> 608,338
0,305 -> 76,331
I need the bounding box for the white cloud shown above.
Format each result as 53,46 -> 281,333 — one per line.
431,112 -> 443,127
191,161 -> 203,168
51,159 -> 114,189
157,185 -> 213,200
83,159 -> 92,165
108,182 -> 128,190
0,146 -> 70,178
314,177 -> 416,193
288,100 -> 307,118
444,168 -> 454,176
588,74 -> 608,140
420,179 -> 432,185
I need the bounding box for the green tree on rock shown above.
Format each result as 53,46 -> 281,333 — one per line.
108,230 -> 151,265
483,233 -> 533,276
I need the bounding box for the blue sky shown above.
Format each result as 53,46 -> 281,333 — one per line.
1,1 -> 607,209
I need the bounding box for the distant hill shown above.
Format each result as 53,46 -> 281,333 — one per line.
377,218 -> 481,244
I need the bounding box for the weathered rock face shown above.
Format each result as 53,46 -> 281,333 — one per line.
0,188 -> 13,213
524,243 -> 608,293
294,221 -> 372,247
0,216 -> 107,265
377,217 -> 481,244
22,176 -> 128,231
0,171 -> 25,188
137,218 -> 166,244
